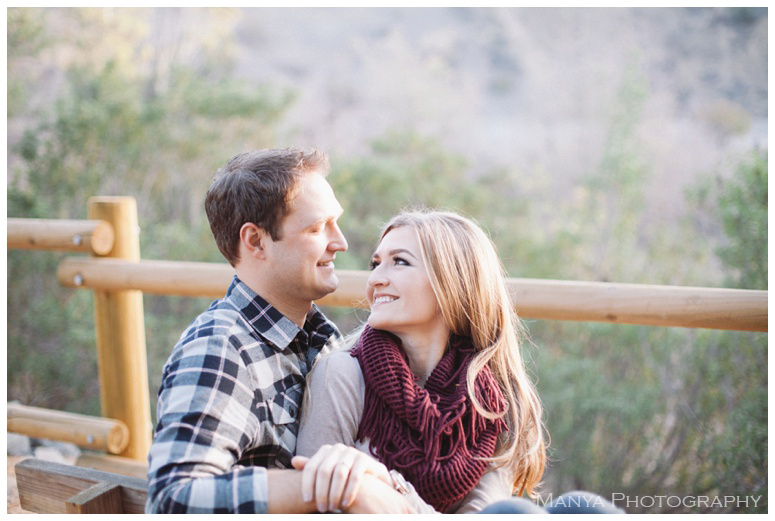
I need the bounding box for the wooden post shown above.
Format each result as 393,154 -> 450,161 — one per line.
88,196 -> 151,462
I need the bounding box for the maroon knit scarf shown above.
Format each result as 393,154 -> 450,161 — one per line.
350,326 -> 508,513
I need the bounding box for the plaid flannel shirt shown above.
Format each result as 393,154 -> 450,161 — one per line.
146,276 -> 342,513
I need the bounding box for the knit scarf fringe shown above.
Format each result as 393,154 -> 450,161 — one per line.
351,326 -> 507,513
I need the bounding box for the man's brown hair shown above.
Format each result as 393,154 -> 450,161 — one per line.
205,148 -> 330,266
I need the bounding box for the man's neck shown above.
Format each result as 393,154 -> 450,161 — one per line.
235,267 -> 311,328
260,290 -> 312,329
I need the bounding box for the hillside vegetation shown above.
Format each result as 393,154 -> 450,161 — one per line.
7,7 -> 767,513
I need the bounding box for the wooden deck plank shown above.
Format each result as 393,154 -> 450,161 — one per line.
15,458 -> 147,514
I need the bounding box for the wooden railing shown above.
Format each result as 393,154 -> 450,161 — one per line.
55,258 -> 768,332
9,197 -> 151,463
7,218 -> 114,254
7,196 -> 769,470
8,403 -> 129,455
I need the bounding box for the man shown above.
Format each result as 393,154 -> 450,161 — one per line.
146,149 -> 414,513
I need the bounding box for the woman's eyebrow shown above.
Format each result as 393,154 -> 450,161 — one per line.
372,248 -> 418,260
388,248 -> 417,259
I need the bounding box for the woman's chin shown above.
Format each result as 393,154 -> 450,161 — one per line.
367,315 -> 391,331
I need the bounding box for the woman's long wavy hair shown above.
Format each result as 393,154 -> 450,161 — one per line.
378,209 -> 547,498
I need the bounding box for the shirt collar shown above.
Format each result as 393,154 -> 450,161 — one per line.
225,276 -> 334,352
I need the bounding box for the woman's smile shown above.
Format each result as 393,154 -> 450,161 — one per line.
372,295 -> 398,305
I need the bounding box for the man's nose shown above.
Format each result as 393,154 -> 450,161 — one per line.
330,224 -> 348,252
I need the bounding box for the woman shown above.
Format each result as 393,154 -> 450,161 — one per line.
293,209 -> 546,513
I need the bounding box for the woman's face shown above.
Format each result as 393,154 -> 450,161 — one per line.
366,226 -> 445,335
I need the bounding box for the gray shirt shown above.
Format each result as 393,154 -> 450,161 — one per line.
297,349 -> 514,514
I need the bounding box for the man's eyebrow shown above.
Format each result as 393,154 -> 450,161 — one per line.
309,209 -> 344,227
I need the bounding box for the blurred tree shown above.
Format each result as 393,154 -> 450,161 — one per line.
331,131 -> 502,267
322,131 -> 532,329
7,7 -> 293,416
715,151 -> 767,290
527,63 -> 767,513
683,150 -> 767,512
7,8 -> 47,118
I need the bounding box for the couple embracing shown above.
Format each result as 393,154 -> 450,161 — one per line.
146,148 -> 620,514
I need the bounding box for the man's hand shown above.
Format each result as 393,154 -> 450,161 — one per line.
291,443 -> 391,513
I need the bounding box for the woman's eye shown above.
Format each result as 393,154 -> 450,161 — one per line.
394,256 -> 409,266
368,260 -> 380,271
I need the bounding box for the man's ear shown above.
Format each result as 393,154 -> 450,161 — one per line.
239,222 -> 268,260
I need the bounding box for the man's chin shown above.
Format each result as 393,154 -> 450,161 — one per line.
312,278 -> 339,301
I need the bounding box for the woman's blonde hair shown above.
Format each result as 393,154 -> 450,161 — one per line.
379,208 -> 547,498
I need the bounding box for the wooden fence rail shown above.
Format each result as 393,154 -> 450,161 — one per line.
57,258 -> 767,332
7,403 -> 129,455
8,218 -> 114,255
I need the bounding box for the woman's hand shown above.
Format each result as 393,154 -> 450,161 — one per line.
291,443 -> 391,513
341,474 -> 417,514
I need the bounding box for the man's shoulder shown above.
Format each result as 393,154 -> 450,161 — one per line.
185,300 -> 245,333
168,302 -> 259,362
177,304 -> 239,338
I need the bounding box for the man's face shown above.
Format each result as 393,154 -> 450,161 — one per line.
262,170 -> 348,306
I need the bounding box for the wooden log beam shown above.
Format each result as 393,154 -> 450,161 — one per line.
15,458 -> 147,514
58,257 -> 236,299
8,218 -> 114,254
65,482 -> 124,514
76,452 -> 149,480
507,278 -> 767,332
7,403 -> 129,454
58,258 -> 767,332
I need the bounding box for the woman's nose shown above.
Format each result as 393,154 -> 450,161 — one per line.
367,265 -> 387,288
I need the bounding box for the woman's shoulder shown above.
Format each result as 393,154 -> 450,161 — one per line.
302,347 -> 366,431
312,348 -> 364,385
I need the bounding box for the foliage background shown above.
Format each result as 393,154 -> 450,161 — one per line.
6,7 -> 767,513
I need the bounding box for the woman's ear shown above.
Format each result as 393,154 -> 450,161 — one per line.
239,222 -> 266,260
